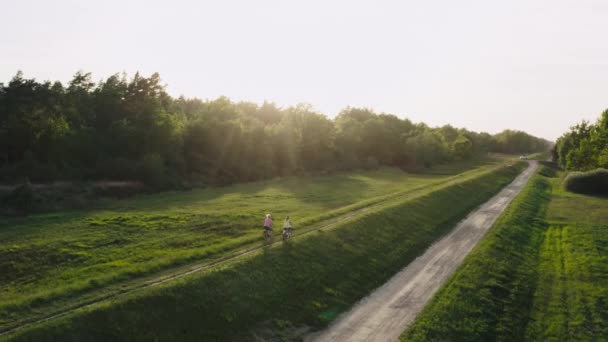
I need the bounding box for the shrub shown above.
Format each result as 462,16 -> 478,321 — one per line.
538,164 -> 557,178
93,158 -> 138,180
138,153 -> 166,187
364,156 -> 380,170
564,168 -> 608,195
91,181 -> 145,198
14,160 -> 61,183
3,180 -> 37,214
0,164 -> 18,182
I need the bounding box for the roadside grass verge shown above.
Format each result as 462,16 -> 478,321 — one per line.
403,165 -> 608,342
0,157 -> 510,328
4,163 -> 525,341
402,167 -> 552,341
526,170 -> 608,340
525,223 -> 608,340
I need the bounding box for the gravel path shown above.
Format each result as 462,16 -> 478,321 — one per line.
308,161 -> 537,342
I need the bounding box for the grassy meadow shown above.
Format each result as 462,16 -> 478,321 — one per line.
3,160 -> 525,341
0,155 -> 508,331
525,172 -> 608,340
402,165 -> 608,341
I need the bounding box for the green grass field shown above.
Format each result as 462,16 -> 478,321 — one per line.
3,160 -> 525,341
525,173 -> 608,340
0,155 -> 509,332
402,165 -> 608,341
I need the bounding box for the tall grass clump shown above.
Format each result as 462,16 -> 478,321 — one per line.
7,165 -> 525,341
402,171 -> 551,341
563,168 -> 608,196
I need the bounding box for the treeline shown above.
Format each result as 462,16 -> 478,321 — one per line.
553,109 -> 608,170
0,71 -> 551,186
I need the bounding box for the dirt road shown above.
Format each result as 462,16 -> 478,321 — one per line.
308,161 -> 537,342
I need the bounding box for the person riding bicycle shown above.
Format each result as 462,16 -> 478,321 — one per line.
282,216 -> 293,240
263,214 -> 273,237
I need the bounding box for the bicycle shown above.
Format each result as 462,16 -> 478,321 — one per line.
263,227 -> 273,242
282,228 -> 292,241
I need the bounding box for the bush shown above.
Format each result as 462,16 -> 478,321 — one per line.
538,164 -> 557,178
3,180 -> 37,214
364,156 -> 380,170
92,158 -> 139,180
137,154 -> 166,187
564,168 -> 608,195
91,181 -> 145,198
90,155 -> 166,187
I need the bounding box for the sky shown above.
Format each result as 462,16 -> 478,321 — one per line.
2,0 -> 608,141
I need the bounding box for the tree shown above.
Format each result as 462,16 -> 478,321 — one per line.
553,110 -> 608,171
452,135 -> 473,160
0,69 -> 552,185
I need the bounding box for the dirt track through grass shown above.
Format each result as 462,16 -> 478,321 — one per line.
3,161 -> 525,341
0,159 -> 512,337
309,161 -> 537,342
402,164 -> 608,341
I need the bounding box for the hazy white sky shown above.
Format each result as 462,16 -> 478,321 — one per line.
2,0 -> 608,140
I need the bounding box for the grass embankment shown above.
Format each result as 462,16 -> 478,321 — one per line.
402,169 -> 551,341
403,166 -> 608,341
526,171 -> 608,340
5,162 -> 525,341
0,156 -> 508,328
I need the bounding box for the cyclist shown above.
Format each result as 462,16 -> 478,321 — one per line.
282,216 -> 293,241
263,214 -> 273,240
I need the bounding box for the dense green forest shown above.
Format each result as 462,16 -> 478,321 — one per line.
0,71 -> 551,186
553,109 -> 608,170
